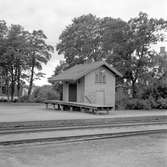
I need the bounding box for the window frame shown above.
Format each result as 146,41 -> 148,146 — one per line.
95,70 -> 106,84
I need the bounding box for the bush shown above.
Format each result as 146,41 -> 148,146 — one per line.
19,95 -> 31,103
0,96 -> 18,102
141,84 -> 167,100
156,98 -> 167,109
147,96 -> 158,109
125,98 -> 151,110
0,97 -> 8,102
31,85 -> 60,103
116,98 -> 128,110
19,85 -> 60,103
124,97 -> 167,110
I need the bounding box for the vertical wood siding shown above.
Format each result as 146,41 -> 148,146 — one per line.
84,66 -> 115,106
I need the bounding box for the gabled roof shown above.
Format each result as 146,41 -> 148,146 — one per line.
49,61 -> 122,82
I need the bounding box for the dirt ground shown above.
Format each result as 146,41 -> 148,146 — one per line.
0,103 -> 167,122
0,133 -> 167,167
0,103 -> 167,167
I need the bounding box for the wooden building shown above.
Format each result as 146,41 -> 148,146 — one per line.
49,61 -> 122,107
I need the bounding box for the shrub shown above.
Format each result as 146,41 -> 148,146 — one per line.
19,95 -> 31,103
0,97 -> 8,102
116,98 -> 128,110
156,98 -> 167,109
0,96 -> 18,102
19,85 -> 60,103
125,98 -> 151,110
148,96 -> 158,109
31,85 -> 60,103
141,84 -> 167,100
124,97 -> 167,110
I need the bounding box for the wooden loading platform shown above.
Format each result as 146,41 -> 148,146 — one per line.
44,100 -> 113,114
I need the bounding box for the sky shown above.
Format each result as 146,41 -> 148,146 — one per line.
0,0 -> 167,86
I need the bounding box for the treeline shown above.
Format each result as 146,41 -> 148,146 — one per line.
52,12 -> 167,109
0,20 -> 54,101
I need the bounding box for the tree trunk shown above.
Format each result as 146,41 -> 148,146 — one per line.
17,66 -> 21,101
5,77 -> 9,102
10,80 -> 15,102
10,68 -> 15,102
4,70 -> 10,102
131,80 -> 137,98
17,83 -> 21,101
28,60 -> 35,100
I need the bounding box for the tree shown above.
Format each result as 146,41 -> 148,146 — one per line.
57,14 -> 103,66
54,12 -> 167,99
0,24 -> 28,101
0,20 -> 55,101
26,30 -> 54,99
48,61 -> 69,100
0,20 -> 8,97
103,12 -> 167,97
0,20 -> 8,72
0,20 -> 7,39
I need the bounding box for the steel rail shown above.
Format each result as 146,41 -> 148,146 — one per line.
0,121 -> 167,135
1,115 -> 167,131
0,128 -> 167,146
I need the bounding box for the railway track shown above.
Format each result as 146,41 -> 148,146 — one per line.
0,121 -> 167,135
1,115 -> 167,131
0,115 -> 167,145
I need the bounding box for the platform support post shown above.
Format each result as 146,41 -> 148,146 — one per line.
70,106 -> 73,111
60,105 -> 64,111
53,104 -> 56,110
46,103 -> 48,109
107,108 -> 109,114
58,104 -> 61,110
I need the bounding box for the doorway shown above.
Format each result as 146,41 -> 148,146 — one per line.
69,83 -> 77,102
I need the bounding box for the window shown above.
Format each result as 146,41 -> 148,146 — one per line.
95,70 -> 106,83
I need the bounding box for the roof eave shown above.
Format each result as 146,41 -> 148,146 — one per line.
48,77 -> 78,82
103,62 -> 123,77
113,71 -> 123,78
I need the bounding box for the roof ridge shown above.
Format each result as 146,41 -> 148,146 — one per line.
49,61 -> 122,82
